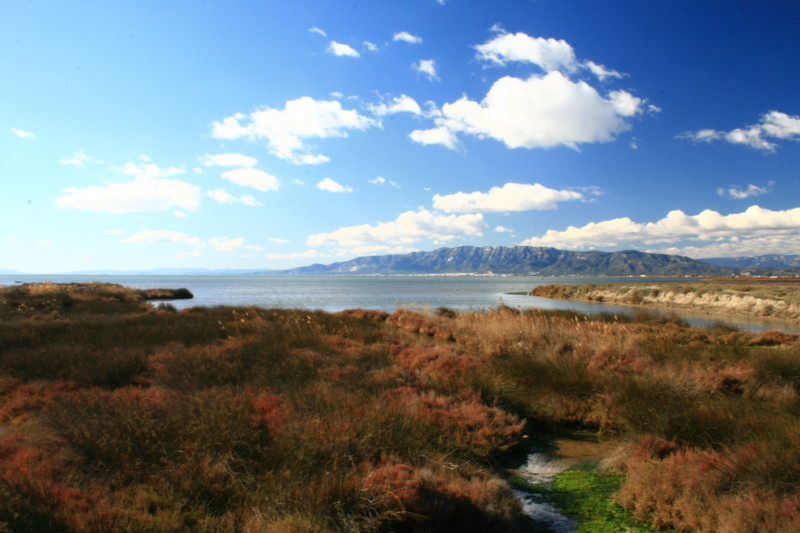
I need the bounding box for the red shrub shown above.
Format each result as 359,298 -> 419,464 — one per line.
385,388 -> 524,456
252,393 -> 289,436
395,345 -> 482,379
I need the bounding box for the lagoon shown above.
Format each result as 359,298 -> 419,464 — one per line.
3,274 -> 798,333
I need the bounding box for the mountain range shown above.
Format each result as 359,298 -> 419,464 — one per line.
264,246 -> 738,277
6,249 -> 800,278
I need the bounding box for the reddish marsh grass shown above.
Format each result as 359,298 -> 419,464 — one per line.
2,287 -> 799,531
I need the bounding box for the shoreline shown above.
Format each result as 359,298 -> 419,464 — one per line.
530,282 -> 800,324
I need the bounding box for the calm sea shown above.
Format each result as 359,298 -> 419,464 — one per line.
2,274 -> 798,333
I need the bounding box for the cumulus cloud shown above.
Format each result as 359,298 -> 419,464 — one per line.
368,94 -> 423,116
717,182 -> 775,200
55,176 -> 202,214
10,128 -> 35,138
200,153 -> 257,167
59,150 -> 103,167
212,97 -> 377,164
433,183 -> 585,213
475,30 -> 626,82
369,176 -> 400,188
521,205 -> 800,257
363,41 -> 379,52
415,71 -> 642,150
327,41 -> 360,57
475,32 -> 577,72
113,161 -> 185,178
584,61 -> 623,81
415,59 -> 438,80
307,208 -> 486,248
317,178 -> 353,193
221,168 -> 280,192
266,250 -> 321,260
210,237 -> 244,252
409,126 -> 459,150
206,189 -> 264,206
680,111 -> 800,152
393,31 -> 422,44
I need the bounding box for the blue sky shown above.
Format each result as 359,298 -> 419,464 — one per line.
2,0 -> 799,273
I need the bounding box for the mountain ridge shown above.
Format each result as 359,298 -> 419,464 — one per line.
263,246 -> 736,277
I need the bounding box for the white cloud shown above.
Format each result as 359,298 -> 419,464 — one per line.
368,94 -> 423,116
393,31 -> 422,44
10,128 -> 35,139
317,177 -> 353,193
206,189 -> 235,204
309,27 -> 327,37
266,250 -> 320,260
608,90 -> 644,117
363,41 -> 378,52
55,176 -> 202,214
409,126 -> 459,150
425,71 -> 642,150
343,245 -> 419,256
212,97 -> 377,164
369,176 -> 400,188
651,235 -> 800,259
266,237 -> 289,243
173,210 -> 187,218
521,205 -> 800,257
200,153 -> 257,167
680,111 -> 800,152
307,208 -> 486,247
433,183 -> 585,213
60,150 -> 103,167
415,59 -> 438,80
239,195 -> 262,206
475,32 -> 577,72
584,61 -> 623,81
124,230 -> 204,247
327,41 -> 360,57
221,168 -> 280,192
475,30 -> 627,83
114,161 -> 185,178
210,237 -> 244,252
495,226 -> 513,233
717,182 -> 774,200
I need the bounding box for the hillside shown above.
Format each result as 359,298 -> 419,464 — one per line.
270,246 -> 735,276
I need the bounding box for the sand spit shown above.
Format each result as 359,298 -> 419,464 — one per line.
531,282 -> 800,322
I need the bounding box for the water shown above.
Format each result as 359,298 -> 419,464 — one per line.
2,274 -> 798,333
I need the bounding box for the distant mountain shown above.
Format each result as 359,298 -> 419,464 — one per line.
266,246 -> 735,277
0,269 -> 22,275
699,255 -> 800,274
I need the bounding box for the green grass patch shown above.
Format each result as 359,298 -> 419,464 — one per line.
550,467 -> 671,533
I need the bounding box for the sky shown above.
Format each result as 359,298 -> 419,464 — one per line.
2,0 -> 800,273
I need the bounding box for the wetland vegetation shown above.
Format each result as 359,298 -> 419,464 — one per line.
1,283 -> 799,532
